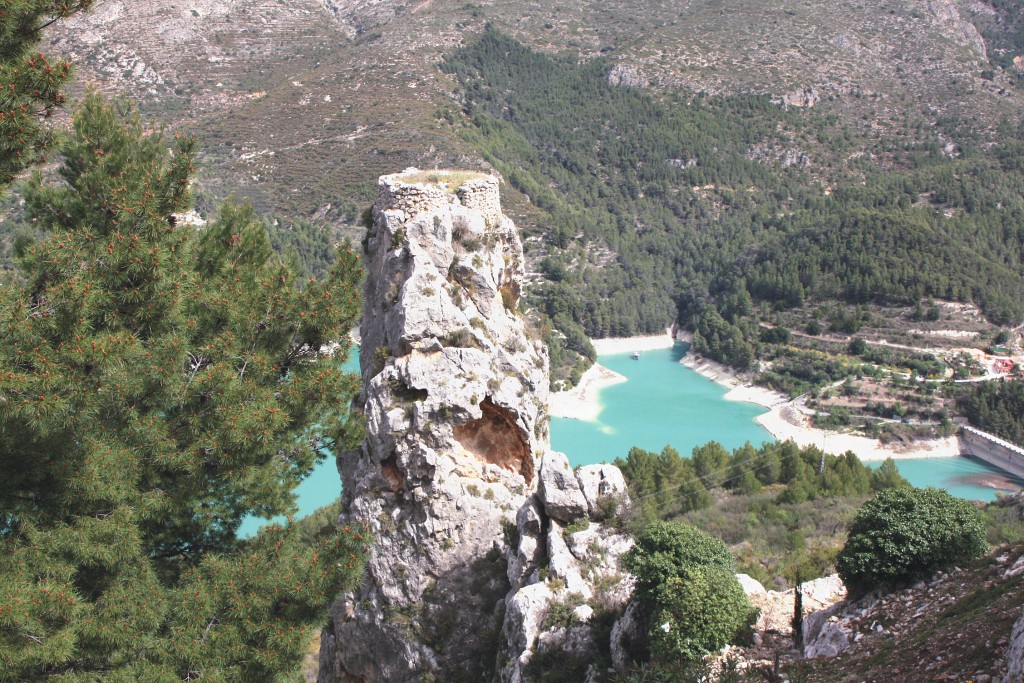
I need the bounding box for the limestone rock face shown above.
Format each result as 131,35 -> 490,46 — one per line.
498,512 -> 635,683
539,451 -> 588,523
749,574 -> 847,635
319,170 -> 549,682
575,464 -> 628,518
783,87 -> 819,108
319,170 -> 636,683
606,63 -> 648,88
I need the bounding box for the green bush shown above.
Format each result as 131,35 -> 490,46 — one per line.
837,487 -> 987,596
623,522 -> 734,598
649,568 -> 757,664
623,522 -> 755,665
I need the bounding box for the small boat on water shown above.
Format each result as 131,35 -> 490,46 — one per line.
632,351 -> 640,360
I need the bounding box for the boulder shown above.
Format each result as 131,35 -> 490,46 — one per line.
803,600 -> 853,658
539,450 -> 588,522
801,574 -> 847,610
736,573 -> 767,596
1005,610 -> 1024,683
575,464 -> 629,518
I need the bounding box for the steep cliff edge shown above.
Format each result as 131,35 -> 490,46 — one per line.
318,170 -> 634,682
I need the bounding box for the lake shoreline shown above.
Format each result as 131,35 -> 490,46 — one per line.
678,345 -> 962,462
551,332 -> 964,463
548,363 -> 627,421
549,330 -> 677,421
590,329 -> 678,355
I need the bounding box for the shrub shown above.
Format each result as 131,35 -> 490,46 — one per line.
624,522 -> 734,598
648,568 -> 757,664
837,487 -> 987,596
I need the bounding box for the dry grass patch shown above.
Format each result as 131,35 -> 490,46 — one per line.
400,169 -> 489,192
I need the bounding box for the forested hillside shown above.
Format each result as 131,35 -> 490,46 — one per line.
27,1 -> 1024,387
443,29 -> 1024,376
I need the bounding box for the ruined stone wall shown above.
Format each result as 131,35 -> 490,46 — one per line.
456,177 -> 502,228
374,174 -> 450,220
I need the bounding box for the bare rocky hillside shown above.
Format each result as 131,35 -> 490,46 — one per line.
45,0 -> 1024,223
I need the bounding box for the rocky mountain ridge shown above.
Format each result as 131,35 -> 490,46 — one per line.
45,0 -> 1024,223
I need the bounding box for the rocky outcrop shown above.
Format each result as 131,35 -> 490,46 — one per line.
319,170 -> 634,683
539,451 -> 588,523
1006,610 -> 1024,683
606,64 -> 648,89
782,87 -> 819,108
575,464 -> 628,518
745,574 -> 847,636
800,554 -> 1023,679
927,0 -> 988,58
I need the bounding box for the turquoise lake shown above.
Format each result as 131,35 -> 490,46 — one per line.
553,344 -> 1018,503
242,342 -> 1018,535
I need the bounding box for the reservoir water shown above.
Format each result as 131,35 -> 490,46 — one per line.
244,342 -> 1017,535
552,344 -> 1016,502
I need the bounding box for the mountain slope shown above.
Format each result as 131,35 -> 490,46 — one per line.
35,1 -> 1024,385
47,0 -> 1024,221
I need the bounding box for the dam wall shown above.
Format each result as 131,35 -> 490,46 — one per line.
959,426 -> 1024,482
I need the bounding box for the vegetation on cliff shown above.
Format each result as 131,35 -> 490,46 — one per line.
623,522 -> 757,668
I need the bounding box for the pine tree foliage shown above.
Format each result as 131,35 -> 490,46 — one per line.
0,94 -> 369,681
0,1 -> 94,190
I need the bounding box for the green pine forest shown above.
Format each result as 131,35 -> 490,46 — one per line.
442,28 -> 1024,381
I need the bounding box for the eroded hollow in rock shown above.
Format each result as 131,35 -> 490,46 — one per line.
453,397 -> 533,483
381,454 -> 405,493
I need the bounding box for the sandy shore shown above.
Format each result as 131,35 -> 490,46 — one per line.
591,330 -> 678,356
756,404 -> 961,461
681,348 -> 960,461
548,363 -> 627,421
678,354 -> 789,409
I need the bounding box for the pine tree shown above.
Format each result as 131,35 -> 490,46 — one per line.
0,1 -> 94,190
0,93 -> 369,680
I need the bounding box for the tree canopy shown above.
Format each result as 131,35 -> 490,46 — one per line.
623,521 -> 755,666
0,1 -> 95,190
0,91 -> 369,680
444,29 -> 1024,381
837,487 -> 987,596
